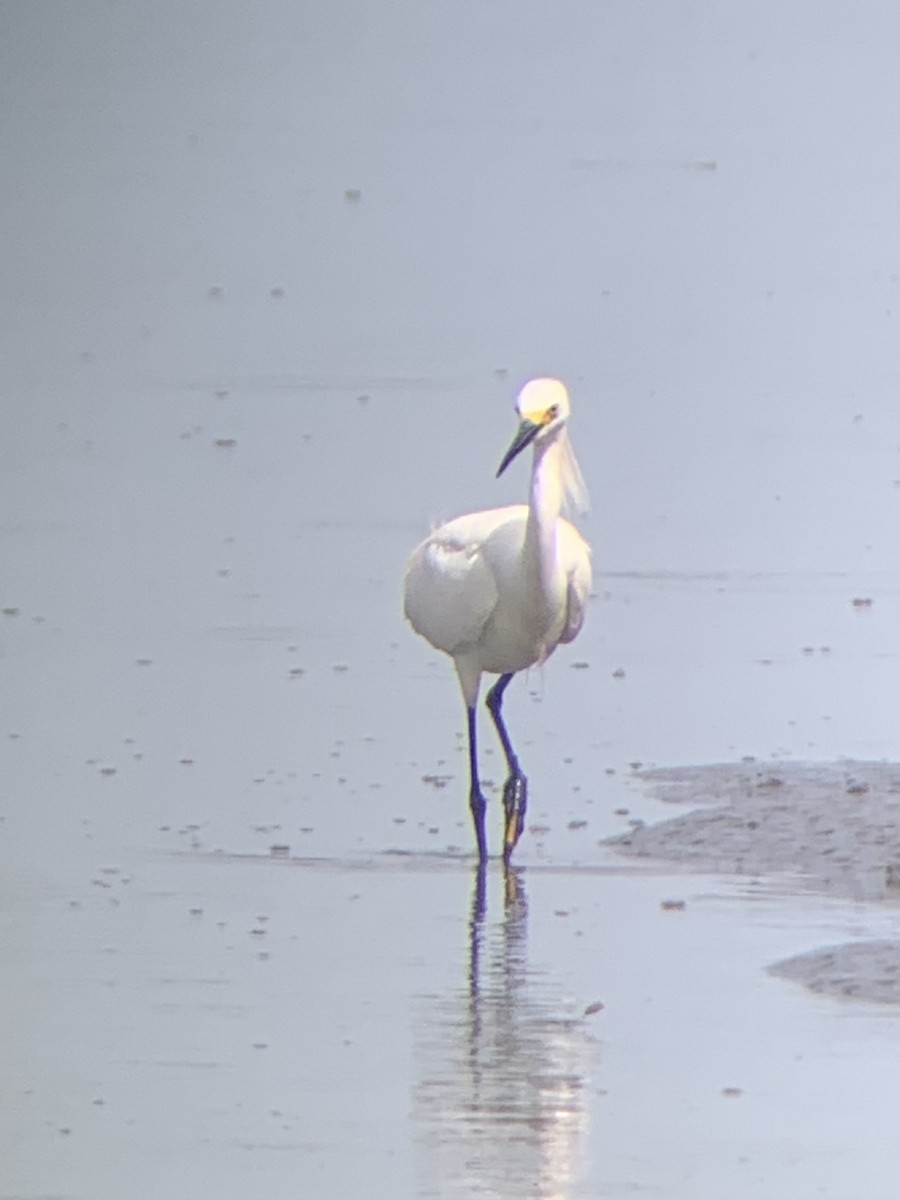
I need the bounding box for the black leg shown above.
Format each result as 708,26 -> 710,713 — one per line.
467,706 -> 488,861
485,673 -> 528,862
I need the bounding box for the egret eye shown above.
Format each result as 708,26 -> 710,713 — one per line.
546,404 -> 560,422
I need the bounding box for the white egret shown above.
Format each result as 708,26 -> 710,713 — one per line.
404,378 -> 591,861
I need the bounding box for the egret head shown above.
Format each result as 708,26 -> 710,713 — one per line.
516,377 -> 570,426
496,378 -> 571,477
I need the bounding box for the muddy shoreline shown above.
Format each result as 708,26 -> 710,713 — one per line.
607,761 -> 900,1003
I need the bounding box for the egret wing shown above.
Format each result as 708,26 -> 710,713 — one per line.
558,520 -> 592,644
404,523 -> 499,655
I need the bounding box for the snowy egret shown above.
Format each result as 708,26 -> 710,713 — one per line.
404,378 -> 591,861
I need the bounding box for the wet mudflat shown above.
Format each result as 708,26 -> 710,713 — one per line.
3,812 -> 900,1199
607,760 -> 900,1004
2,2 -> 899,1198
3,527 -> 898,1200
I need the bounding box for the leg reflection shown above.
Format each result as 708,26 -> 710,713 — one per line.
416,864 -> 591,1198
467,861 -> 487,1058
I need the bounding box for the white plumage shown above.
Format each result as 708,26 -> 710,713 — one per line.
404,377 -> 591,861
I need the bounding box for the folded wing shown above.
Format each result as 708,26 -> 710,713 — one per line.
404,520 -> 500,655
558,520 -> 592,644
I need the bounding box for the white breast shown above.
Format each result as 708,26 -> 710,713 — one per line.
404,504 -> 590,676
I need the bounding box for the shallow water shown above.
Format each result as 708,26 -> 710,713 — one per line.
2,3 -> 899,1198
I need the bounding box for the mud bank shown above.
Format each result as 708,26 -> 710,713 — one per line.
607,761 -> 900,1003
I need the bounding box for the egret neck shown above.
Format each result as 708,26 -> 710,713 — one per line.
524,430 -> 565,602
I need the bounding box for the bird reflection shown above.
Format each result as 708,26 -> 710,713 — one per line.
415,865 -> 593,1199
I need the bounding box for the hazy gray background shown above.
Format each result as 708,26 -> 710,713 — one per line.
2,0 -> 897,577
1,3 -> 898,1198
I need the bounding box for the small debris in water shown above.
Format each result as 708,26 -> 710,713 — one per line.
851,597 -> 873,608
269,844 -> 290,857
269,286 -> 285,298
99,766 -> 117,777
660,899 -> 687,911
179,757 -> 194,766
135,658 -> 153,667
612,667 -> 626,679
2,607 -> 20,617
614,807 -> 630,816
568,819 -> 588,830
583,1000 -> 605,1016
213,437 -> 237,449
721,1087 -> 743,1098
344,187 -> 362,203
570,661 -> 590,669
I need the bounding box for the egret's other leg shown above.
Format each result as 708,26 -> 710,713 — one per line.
467,707 -> 488,861
485,673 -> 528,862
